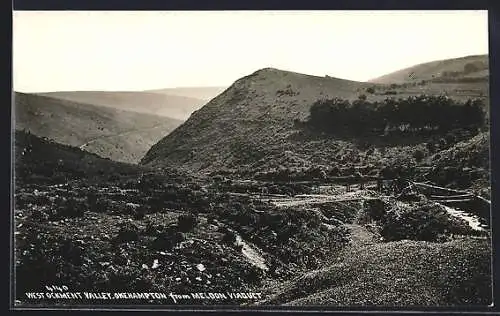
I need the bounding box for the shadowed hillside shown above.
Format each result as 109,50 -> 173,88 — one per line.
14,92 -> 182,163
14,130 -> 144,185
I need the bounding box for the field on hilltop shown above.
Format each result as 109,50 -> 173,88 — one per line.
14,92 -> 182,163
369,54 -> 488,84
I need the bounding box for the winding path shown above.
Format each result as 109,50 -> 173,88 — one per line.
78,122 -> 170,150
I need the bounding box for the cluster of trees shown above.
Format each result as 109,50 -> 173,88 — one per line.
440,70 -> 463,78
385,202 -> 481,241
365,81 -> 428,94
308,95 -> 486,135
387,81 -> 428,89
362,200 -> 480,242
430,76 -> 488,83
464,61 -> 487,74
440,62 -> 487,77
430,62 -> 488,82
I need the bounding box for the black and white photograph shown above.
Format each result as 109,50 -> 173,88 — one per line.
11,10 -> 493,309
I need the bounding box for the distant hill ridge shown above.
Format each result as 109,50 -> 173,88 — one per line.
37,91 -> 207,120
14,92 -> 182,163
144,86 -> 227,101
370,54 -> 488,84
35,86 -> 227,120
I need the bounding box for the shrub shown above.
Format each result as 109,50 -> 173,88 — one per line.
52,197 -> 85,220
445,133 -> 457,145
439,138 -> 447,149
133,206 -> 147,220
115,223 -> 140,244
58,239 -> 84,265
329,165 -> 341,177
366,87 -> 375,94
413,149 -> 426,163
464,62 -> 481,74
86,192 -> 98,208
144,222 -> 165,236
177,213 -> 198,232
426,142 -> 436,153
150,226 -> 185,250
108,173 -> 120,182
365,147 -> 375,157
364,199 -> 387,221
379,203 -> 473,242
293,118 -> 304,127
380,165 -> 397,179
243,265 -> 265,284
220,227 -> 237,244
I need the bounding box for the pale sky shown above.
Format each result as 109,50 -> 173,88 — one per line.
13,10 -> 489,92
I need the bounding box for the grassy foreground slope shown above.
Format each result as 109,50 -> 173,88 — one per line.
262,237 -> 491,306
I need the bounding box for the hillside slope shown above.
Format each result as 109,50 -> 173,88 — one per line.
140,66 -> 489,175
14,130 -> 144,185
14,92 -> 182,163
140,68 -> 376,172
262,237 -> 491,306
38,91 -> 206,120
370,55 -> 488,84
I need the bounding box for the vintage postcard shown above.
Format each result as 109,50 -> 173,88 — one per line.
11,10 -> 493,310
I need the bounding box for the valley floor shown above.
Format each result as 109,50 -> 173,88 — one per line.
13,177 -> 492,308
